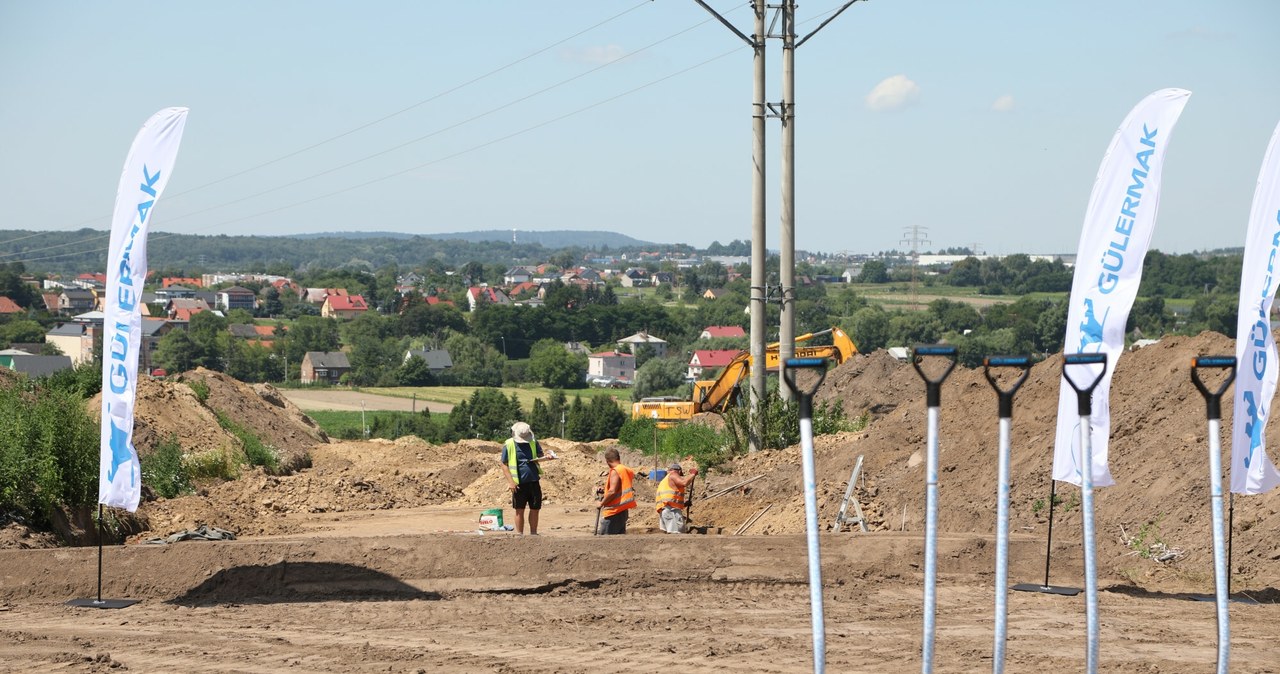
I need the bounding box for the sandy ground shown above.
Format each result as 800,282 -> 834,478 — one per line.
282,389 -> 453,414
1,508 -> 1276,674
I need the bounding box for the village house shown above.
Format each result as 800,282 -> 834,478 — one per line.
587,350 -> 635,384
466,286 -> 511,312
700,325 -> 746,339
616,331 -> 667,357
217,286 -> 257,313
0,296 -> 23,316
503,266 -> 534,285
44,321 -> 101,367
58,288 -> 97,315
300,351 -> 351,385
687,349 -> 741,379
403,348 -> 453,374
702,288 -> 729,300
322,294 -> 369,319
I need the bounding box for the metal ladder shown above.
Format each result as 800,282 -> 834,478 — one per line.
831,454 -> 868,533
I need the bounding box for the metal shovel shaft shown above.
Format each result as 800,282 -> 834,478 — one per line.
1079,414 -> 1099,674
922,404 -> 940,674
993,416 -> 1012,674
799,414 -> 826,673
1207,418 -> 1230,673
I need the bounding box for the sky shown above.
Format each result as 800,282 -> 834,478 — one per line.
1,0 -> 1279,263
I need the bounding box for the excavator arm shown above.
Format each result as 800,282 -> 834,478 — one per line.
631,326 -> 858,427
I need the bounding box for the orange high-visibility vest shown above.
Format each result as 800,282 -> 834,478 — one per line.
654,474 -> 686,512
601,464 -> 637,517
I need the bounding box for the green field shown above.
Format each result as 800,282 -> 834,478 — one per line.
363,385 -> 629,410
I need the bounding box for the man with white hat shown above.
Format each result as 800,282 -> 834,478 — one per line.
501,421 -> 555,535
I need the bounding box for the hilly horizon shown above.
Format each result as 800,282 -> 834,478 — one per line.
289,229 -> 659,249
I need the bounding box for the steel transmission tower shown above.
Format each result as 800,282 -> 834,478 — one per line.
900,225 -> 931,310
695,0 -> 863,440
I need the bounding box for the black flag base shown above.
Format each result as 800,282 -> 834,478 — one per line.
1011,582 -> 1082,596
66,598 -> 139,609
66,505 -> 139,609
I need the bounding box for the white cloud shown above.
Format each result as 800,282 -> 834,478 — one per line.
560,44 -> 628,65
864,75 -> 921,112
990,94 -> 1015,112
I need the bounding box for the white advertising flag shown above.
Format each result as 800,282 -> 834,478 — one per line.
99,108 -> 188,511
1231,120 -> 1280,495
1052,89 -> 1191,487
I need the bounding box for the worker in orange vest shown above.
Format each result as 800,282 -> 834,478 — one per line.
655,461 -> 698,534
596,448 -> 636,535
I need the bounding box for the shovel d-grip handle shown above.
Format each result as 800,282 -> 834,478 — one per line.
783,357 -> 828,418
1190,355 -> 1237,421
983,356 -> 1032,419
1062,352 -> 1108,416
912,345 -> 958,408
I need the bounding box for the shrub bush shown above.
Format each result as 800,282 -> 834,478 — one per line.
0,385 -> 99,526
141,434 -> 192,499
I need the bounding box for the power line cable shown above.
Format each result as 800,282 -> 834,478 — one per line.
11,46 -> 744,267
2,4 -> 740,262
0,0 -> 655,249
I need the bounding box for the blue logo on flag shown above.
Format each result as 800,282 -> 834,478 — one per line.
106,411 -> 134,486
1078,298 -> 1109,352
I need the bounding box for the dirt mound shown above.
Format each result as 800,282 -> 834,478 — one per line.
793,332 -> 1279,590
89,368 -> 325,475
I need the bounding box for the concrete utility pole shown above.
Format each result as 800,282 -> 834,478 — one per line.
695,0 -> 862,432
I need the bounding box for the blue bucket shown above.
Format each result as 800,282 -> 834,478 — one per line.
649,469 -> 667,482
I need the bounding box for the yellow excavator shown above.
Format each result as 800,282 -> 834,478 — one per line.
632,327 -> 858,427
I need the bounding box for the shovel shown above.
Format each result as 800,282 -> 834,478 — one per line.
1062,352 -> 1107,674
1190,355 -> 1236,674
911,344 -> 957,674
983,356 -> 1031,674
783,356 -> 830,674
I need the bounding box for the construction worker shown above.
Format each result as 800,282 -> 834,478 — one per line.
501,421 -> 555,535
596,448 -> 636,535
655,462 -> 698,534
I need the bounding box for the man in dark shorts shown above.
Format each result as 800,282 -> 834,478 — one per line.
501,422 -> 555,535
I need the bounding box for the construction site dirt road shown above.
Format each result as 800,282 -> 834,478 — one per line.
1,332 -> 1279,672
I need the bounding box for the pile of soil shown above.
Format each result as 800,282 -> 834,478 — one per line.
88,367 -> 323,475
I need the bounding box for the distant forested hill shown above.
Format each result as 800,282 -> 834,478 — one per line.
418,230 -> 653,248
0,229 -> 668,276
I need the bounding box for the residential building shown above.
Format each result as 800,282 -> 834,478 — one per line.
58,288 -> 97,314
300,351 -> 351,384
702,288 -> 729,300
651,272 -> 675,286
466,286 -> 511,312
45,322 -> 100,366
0,352 -> 73,378
619,269 -> 649,288
503,267 -> 534,285
161,277 -> 202,288
700,325 -> 746,340
687,349 -> 741,379
166,298 -> 212,322
402,348 -> 453,373
322,294 -> 369,319
0,296 -> 23,315
588,351 -> 635,382
139,319 -> 174,374
217,286 -> 257,312
617,331 -> 667,357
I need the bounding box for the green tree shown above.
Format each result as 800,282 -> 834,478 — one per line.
153,329 -> 197,373
565,395 -> 589,441
399,356 -> 437,386
631,357 -> 688,401
847,307 -> 892,353
858,260 -> 889,283
442,332 -> 505,387
528,339 -> 587,389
